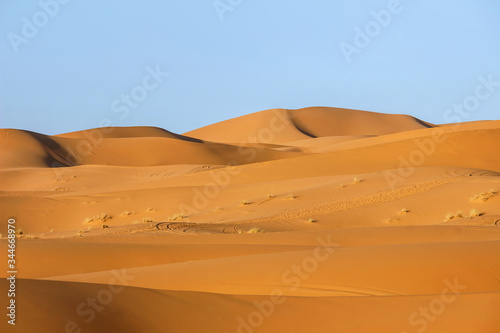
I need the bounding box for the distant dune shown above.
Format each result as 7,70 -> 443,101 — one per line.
1,107 -> 499,333
184,107 -> 435,143
0,127 -> 301,169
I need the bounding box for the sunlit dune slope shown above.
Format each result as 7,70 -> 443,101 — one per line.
184,106 -> 434,144
1,107 -> 499,333
0,128 -> 303,169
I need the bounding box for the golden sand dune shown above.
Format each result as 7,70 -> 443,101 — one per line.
0,107 -> 499,332
5,279 -> 499,333
0,128 -> 303,169
184,107 -> 434,144
54,126 -> 191,139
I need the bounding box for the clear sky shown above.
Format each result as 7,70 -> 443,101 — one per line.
1,0 -> 499,135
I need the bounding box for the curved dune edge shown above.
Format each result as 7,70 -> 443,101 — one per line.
184,107 -> 435,143
42,239 -> 500,297
1,279 -> 499,333
0,128 -> 305,169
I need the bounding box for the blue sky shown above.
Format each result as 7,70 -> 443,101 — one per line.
1,0 -> 499,135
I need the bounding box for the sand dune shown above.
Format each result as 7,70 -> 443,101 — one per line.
0,128 -> 303,169
184,107 -> 434,144
55,126 -> 196,140
5,279 -> 498,333
1,107 -> 499,332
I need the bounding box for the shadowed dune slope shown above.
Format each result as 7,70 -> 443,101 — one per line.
1,277 -> 499,333
184,107 -> 434,144
0,128 -> 304,169
55,126 -> 202,141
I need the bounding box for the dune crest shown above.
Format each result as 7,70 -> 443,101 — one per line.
184,106 -> 434,144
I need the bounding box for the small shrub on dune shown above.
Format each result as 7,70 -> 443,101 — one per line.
444,211 -> 464,222
121,211 -> 135,216
352,177 -> 362,184
240,200 -> 251,206
102,224 -> 109,229
99,214 -> 112,222
470,190 -> 497,202
283,194 -> 296,200
398,209 -> 410,215
143,217 -> 153,223
247,227 -> 265,234
171,213 -> 185,221
307,218 -> 317,223
85,214 -> 112,224
469,209 -> 483,217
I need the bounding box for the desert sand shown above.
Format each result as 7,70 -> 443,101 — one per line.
1,107 -> 499,332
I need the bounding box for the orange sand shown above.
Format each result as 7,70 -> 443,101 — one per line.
1,107 -> 499,332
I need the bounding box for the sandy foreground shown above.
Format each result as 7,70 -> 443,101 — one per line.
1,107 -> 499,332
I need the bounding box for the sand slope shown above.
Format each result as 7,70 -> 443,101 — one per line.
184,107 -> 434,143
0,128 -> 303,169
0,107 -> 499,333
